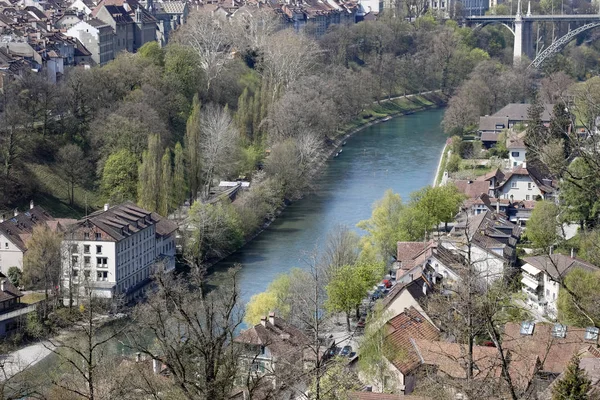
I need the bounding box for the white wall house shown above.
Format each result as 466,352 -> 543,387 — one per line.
508,145 -> 527,168
521,254 -> 600,319
66,19 -> 114,65
496,168 -> 543,202
62,202 -> 177,300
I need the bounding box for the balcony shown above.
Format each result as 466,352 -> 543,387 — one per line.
521,273 -> 541,290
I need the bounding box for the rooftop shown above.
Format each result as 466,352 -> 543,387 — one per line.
492,103 -> 554,122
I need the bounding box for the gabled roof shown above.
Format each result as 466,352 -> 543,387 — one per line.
0,206 -> 58,252
478,116 -> 508,132
397,241 -> 432,270
0,272 -> 22,303
522,254 -> 599,281
385,307 -> 439,374
479,168 -> 505,183
453,179 -> 490,200
492,103 -> 554,122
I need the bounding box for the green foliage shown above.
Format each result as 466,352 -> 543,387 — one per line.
7,266 -> 22,287
233,174 -> 283,237
552,354 -> 591,400
527,201 -> 560,251
577,229 -> 600,266
560,158 -> 600,227
412,184 -> 465,231
163,44 -> 203,100
101,149 -> 138,203
557,268 -> 600,327
357,190 -> 405,259
159,147 -> 172,216
22,225 -> 62,295
310,359 -> 361,399
137,135 -> 162,213
245,273 -> 291,326
172,142 -> 187,208
187,200 -> 244,263
138,42 -> 164,66
447,153 -> 461,173
25,312 -> 45,338
238,145 -> 264,178
185,96 -> 202,200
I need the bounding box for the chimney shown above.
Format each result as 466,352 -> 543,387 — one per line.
13,208 -> 18,217
571,248 -> 575,259
260,316 -> 267,327
135,352 -> 140,362
268,312 -> 275,326
103,203 -> 110,211
1,280 -> 5,292
30,200 -> 34,209
152,359 -> 160,374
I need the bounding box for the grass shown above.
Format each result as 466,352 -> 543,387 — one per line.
24,163 -> 102,218
21,292 -> 45,304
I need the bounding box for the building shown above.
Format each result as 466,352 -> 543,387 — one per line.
94,5 -> 135,54
478,103 -> 553,147
520,254 -> 600,318
61,202 -> 177,300
395,240 -> 463,287
233,312 -> 313,398
0,202 -> 71,275
478,164 -> 556,202
0,274 -> 33,337
507,133 -> 527,168
66,18 -> 114,65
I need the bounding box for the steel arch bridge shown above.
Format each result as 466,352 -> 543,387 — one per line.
530,21 -> 600,68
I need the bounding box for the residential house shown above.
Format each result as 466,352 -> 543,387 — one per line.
61,202 -> 177,300
478,116 -> 508,148
444,210 -> 521,280
374,307 -> 440,394
233,312 -> 313,399
507,134 -> 527,168
279,0 -> 357,37
503,321 -> 600,377
54,11 -> 83,29
92,0 -> 158,50
379,277 -> 433,322
540,346 -> 600,399
0,202 -> 70,275
148,0 -> 188,46
0,274 -> 33,337
453,179 -> 490,200
520,254 -> 600,319
349,392 -> 431,400
69,0 -> 96,15
395,240 -> 462,287
66,18 -> 114,64
478,163 -> 556,202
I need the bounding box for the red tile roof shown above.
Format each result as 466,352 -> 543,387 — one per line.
453,180 -> 490,200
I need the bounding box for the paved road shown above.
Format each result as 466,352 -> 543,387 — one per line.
0,341 -> 54,382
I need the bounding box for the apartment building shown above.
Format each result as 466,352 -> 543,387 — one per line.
62,202 -> 177,300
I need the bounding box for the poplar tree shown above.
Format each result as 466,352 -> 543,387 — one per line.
252,83 -> 262,141
173,142 -> 187,209
159,147 -> 172,216
138,134 -> 161,212
552,354 -> 591,400
185,95 -> 202,201
236,88 -> 251,141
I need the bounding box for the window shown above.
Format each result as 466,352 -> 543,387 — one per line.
585,327 -> 599,341
511,181 -> 517,188
72,255 -> 78,265
70,244 -> 78,253
526,195 -> 530,200
84,245 -> 90,254
97,271 -> 108,281
511,151 -> 520,157
4,242 -> 7,249
97,257 -> 108,268
520,321 -> 535,335
528,182 -> 532,189
73,269 -> 78,277
96,245 -> 102,254
84,270 -> 90,278
84,256 -> 91,265
546,289 -> 549,296
552,323 -> 567,338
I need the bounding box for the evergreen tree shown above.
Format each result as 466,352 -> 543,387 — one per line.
552,354 -> 591,400
173,141 -> 187,209
159,147 -> 172,216
138,134 -> 161,212
185,95 -> 202,200
550,102 -> 572,156
525,95 -> 546,161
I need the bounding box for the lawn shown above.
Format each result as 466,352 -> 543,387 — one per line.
21,292 -> 46,304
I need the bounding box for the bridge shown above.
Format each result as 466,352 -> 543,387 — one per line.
464,1 -> 600,68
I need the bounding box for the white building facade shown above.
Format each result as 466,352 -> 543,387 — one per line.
62,202 -> 177,300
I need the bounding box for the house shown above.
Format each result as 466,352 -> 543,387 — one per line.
147,0 -> 188,46
94,4 -> 134,53
61,202 -> 177,300
0,202 -> 71,275
520,254 -> 600,319
395,240 -> 462,288
478,163 -> 556,202
69,0 -> 96,15
349,392 -> 430,400
66,18 -> 114,64
540,345 -> 600,399
233,312 -> 313,398
375,307 -> 440,394
493,103 -> 554,128
0,274 -> 33,337
503,321 -> 600,376
445,210 -> 521,280
507,134 -> 527,168
453,179 -> 490,201
478,116 -> 509,148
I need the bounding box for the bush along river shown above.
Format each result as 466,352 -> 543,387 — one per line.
213,107 -> 447,304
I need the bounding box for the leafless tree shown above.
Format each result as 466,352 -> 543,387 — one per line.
538,71 -> 574,104
129,265 -> 243,400
320,225 -> 360,278
174,11 -> 234,92
230,7 -> 281,53
200,104 -> 240,198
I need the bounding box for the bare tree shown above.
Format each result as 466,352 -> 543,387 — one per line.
129,264 -> 243,400
320,224 -> 360,277
56,144 -> 89,206
200,104 -> 240,198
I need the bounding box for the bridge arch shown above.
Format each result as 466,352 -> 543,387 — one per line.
471,21 -> 515,36
530,21 -> 600,68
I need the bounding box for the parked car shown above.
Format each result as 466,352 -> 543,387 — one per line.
382,279 -> 392,288
340,345 -> 353,357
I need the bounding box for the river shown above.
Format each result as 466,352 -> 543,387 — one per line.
213,108 -> 447,304
10,108 -> 446,389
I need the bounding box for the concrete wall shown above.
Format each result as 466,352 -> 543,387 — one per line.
0,234 -> 23,275
498,174 -> 542,202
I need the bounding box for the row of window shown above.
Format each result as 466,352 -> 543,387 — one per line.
71,255 -> 108,267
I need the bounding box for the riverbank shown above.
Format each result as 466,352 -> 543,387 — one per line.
206,93 -> 446,272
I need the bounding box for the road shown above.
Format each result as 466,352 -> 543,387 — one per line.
0,341 -> 54,382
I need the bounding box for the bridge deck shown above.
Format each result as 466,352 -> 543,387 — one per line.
466,14 -> 600,22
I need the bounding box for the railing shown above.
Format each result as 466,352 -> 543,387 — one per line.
0,304 -> 37,322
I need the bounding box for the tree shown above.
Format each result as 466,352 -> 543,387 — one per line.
172,142 -> 187,209
577,229 -> 600,266
552,354 -> 592,400
159,147 -> 172,216
185,96 -> 202,200
199,104 -> 240,199
137,134 -> 162,213
527,201 -> 560,251
100,149 -> 138,203
22,225 -> 62,314
325,262 -> 382,331
131,266 -> 243,400
524,95 -> 547,160
7,266 -> 22,288
186,200 -> 243,264
56,144 -> 89,206
557,268 -> 600,327
321,225 -> 360,275
245,273 -> 291,326
560,158 -> 600,229
357,190 -> 405,260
